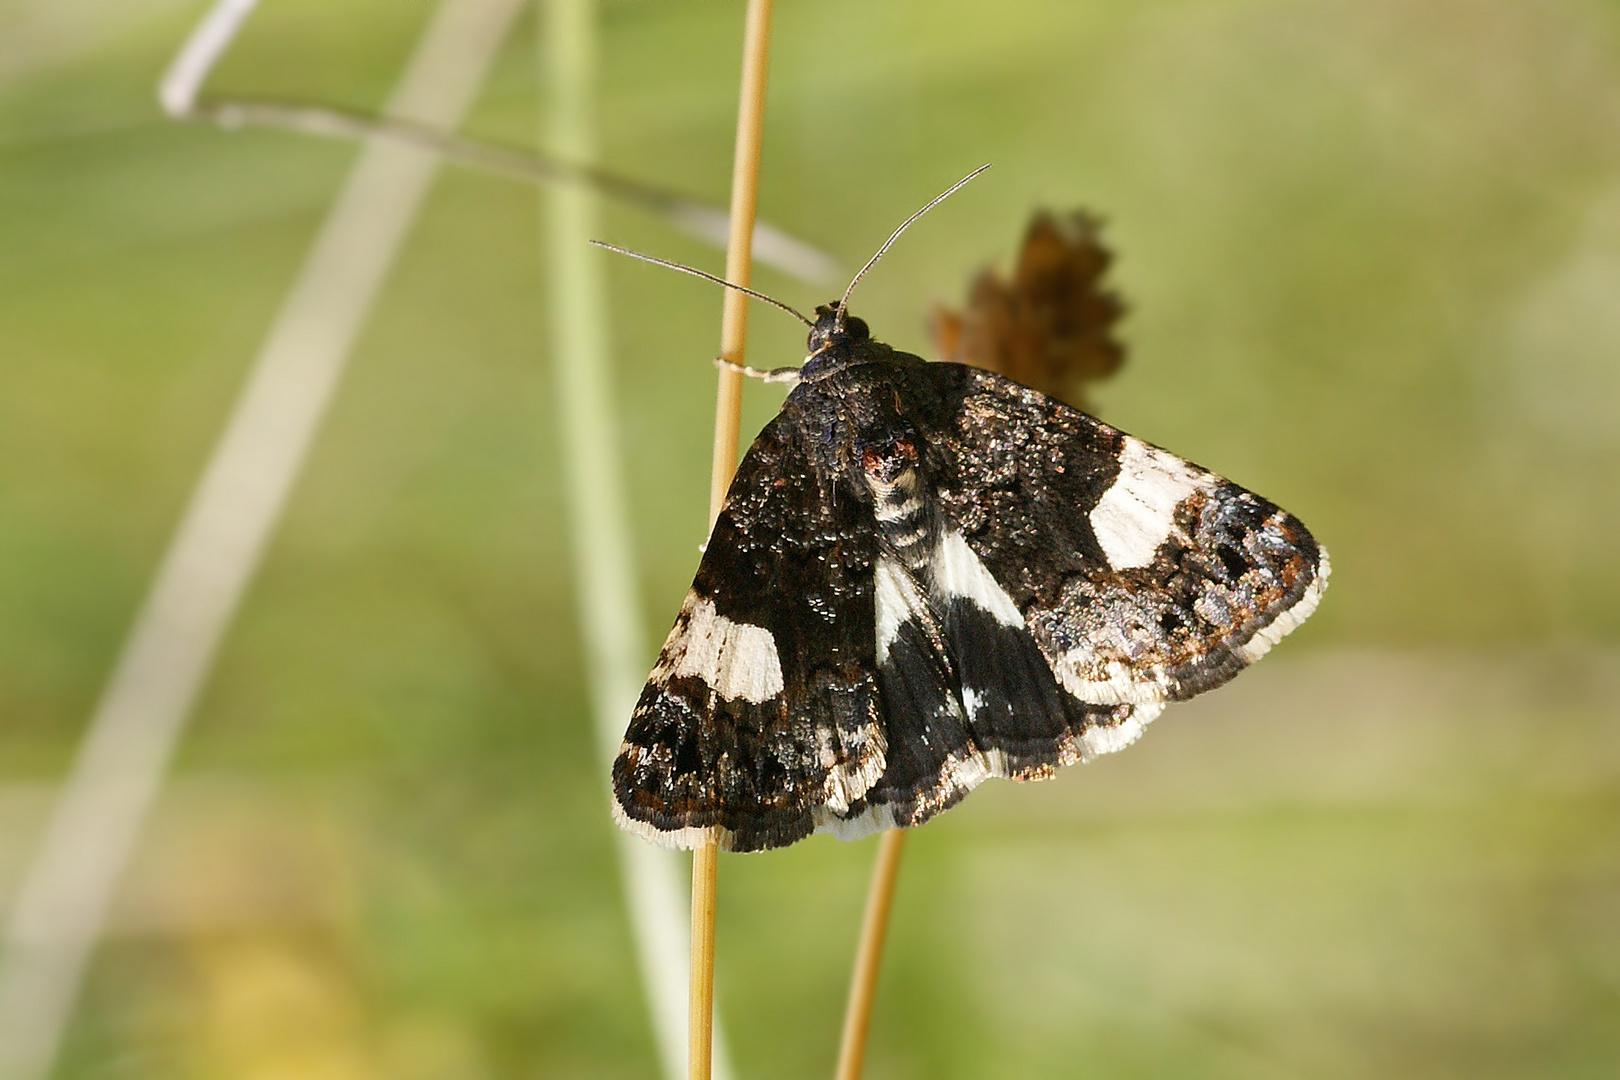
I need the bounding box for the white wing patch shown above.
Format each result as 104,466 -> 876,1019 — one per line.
611,800 -> 727,851
1054,654 -> 1171,707
932,530 -> 1024,626
814,800 -> 899,842
656,593 -> 784,704
1089,436 -> 1210,570
817,719 -> 887,814
1078,709 -> 1154,758
874,556 -> 928,665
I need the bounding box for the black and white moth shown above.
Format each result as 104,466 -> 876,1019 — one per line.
610,229 -> 1328,855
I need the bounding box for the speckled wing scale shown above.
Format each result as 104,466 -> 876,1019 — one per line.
613,306 -> 1328,853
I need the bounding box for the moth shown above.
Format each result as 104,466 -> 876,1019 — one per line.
607,177 -> 1329,854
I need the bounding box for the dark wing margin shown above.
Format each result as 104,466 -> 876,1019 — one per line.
612,415 -> 884,853
921,362 -> 1328,729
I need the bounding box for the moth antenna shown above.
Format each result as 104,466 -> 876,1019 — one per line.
835,163 -> 992,331
590,240 -> 815,327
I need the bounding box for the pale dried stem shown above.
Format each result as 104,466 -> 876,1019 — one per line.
710,0 -> 775,527
688,840 -> 720,1080
693,2 -> 775,1079
834,829 -> 908,1080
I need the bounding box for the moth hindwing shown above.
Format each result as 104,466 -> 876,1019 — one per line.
612,305 -> 1328,853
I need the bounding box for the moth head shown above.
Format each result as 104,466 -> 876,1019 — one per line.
808,302 -> 869,355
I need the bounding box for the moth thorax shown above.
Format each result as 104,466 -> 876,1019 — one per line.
862,437 -> 917,493
862,437 -> 924,529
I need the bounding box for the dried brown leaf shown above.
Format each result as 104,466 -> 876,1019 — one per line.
930,210 -> 1126,410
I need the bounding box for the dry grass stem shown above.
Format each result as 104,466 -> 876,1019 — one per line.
834,829 -> 908,1080
693,2 -> 775,1078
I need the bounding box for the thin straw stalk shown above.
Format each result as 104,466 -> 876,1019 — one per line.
693,2 -> 776,1079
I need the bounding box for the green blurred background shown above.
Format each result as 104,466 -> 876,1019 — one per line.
3,0 -> 1619,1076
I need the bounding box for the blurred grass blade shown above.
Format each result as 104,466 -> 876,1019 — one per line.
160,0 -> 839,285
538,1 -> 736,1077
0,2 -> 526,1077
156,0 -> 262,117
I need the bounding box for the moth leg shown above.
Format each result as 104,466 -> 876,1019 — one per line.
714,355 -> 802,386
